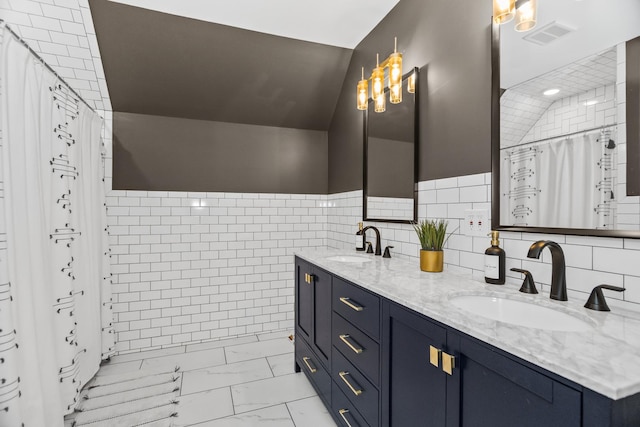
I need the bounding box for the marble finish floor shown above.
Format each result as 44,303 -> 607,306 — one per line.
78,331 -> 337,426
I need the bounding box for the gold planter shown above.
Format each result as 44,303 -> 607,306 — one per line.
420,250 -> 443,272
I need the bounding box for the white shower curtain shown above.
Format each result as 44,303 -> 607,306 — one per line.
501,131 -> 616,229
0,25 -> 114,426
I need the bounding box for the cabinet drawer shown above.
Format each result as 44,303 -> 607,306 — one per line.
333,277 -> 380,339
333,313 -> 380,386
331,382 -> 371,427
332,347 -> 379,427
295,336 -> 331,406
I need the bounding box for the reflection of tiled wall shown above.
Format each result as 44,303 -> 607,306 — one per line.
500,91 -> 551,148
615,43 -> 640,230
106,190 -> 328,353
521,84 -> 617,143
328,173 -> 640,312
366,196 -> 413,221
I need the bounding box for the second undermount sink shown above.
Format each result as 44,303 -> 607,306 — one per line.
325,255 -> 373,263
449,295 -> 593,332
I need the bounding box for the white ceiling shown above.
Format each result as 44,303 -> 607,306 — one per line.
501,0 -> 640,88
108,0 -> 400,48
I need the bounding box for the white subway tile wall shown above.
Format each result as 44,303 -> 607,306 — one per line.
106,191 -> 328,353
327,173 -> 640,312
365,196 -> 414,221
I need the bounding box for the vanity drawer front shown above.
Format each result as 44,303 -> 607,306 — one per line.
332,348 -> 379,427
333,313 -> 380,386
333,277 -> 380,339
295,335 -> 331,405
331,382 -> 371,427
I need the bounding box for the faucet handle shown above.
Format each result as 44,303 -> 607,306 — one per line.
366,241 -> 374,254
584,284 -> 625,312
383,246 -> 394,258
510,268 -> 538,294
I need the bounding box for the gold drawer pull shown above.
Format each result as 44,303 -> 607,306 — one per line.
429,345 -> 441,367
339,334 -> 363,354
338,408 -> 355,427
339,371 -> 363,396
304,273 -> 313,284
302,356 -> 317,373
442,352 -> 455,375
340,297 -> 364,312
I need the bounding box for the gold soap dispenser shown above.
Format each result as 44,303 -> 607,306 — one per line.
485,231 -> 505,284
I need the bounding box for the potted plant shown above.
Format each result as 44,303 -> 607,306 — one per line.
413,219 -> 453,272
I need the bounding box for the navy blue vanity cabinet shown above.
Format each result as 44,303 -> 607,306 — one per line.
448,331 -> 582,427
381,301 -> 449,427
294,257 -> 332,405
295,259 -> 640,427
332,276 -> 382,427
382,301 -> 582,427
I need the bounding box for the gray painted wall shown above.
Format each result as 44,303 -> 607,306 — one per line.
113,112 -> 328,194
367,137 -> 414,198
328,0 -> 493,193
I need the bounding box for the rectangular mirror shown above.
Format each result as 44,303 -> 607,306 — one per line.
364,67 -> 419,223
492,0 -> 640,237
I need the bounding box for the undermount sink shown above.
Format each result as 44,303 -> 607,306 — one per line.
325,255 -> 373,263
449,295 -> 593,332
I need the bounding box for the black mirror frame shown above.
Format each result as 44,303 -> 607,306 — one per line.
491,23 -> 640,239
363,67 -> 419,224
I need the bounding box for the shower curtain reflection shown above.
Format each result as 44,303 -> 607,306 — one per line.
501,128 -> 617,229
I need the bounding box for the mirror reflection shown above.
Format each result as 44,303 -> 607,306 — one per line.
364,68 -> 418,223
498,0 -> 640,232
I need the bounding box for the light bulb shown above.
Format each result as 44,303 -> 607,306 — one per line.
493,0 -> 515,24
515,0 -> 537,32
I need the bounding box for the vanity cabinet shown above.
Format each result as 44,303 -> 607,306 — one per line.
383,301 -> 582,427
294,257 -> 640,427
294,257 -> 333,406
332,276 -> 382,427
382,302 -> 448,426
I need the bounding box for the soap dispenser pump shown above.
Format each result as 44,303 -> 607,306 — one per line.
485,231 -> 505,285
355,222 -> 365,251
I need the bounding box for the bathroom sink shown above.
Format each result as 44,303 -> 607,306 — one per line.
449,295 -> 592,332
325,255 -> 373,263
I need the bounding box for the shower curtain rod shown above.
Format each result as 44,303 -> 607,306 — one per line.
500,123 -> 617,151
0,19 -> 98,115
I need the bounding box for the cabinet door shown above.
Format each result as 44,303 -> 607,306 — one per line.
312,267 -> 332,366
385,302 -> 448,427
295,258 -> 312,340
452,333 -> 582,427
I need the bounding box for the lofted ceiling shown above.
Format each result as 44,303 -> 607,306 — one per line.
107,0 -> 400,49
90,0 -> 400,131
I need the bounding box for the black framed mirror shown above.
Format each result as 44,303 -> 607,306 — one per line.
491,1 -> 640,238
364,67 -> 419,224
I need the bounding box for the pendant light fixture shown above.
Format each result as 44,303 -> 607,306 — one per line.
407,71 -> 416,94
493,0 -> 515,24
357,67 -> 369,110
493,0 -> 537,32
371,54 -> 385,103
374,89 -> 386,113
355,38 -> 407,112
388,38 -> 403,104
515,0 -> 537,32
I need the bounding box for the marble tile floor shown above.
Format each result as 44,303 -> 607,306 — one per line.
74,331 -> 338,426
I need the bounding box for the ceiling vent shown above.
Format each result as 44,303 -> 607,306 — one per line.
522,21 -> 575,46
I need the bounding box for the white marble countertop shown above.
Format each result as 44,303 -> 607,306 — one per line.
295,248 -> 640,400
